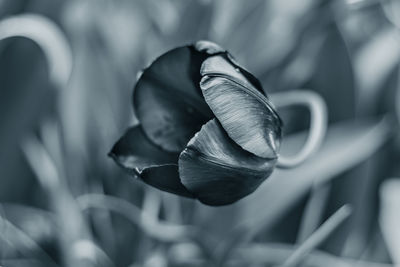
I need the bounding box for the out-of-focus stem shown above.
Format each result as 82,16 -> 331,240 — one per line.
21,135 -> 111,267
281,205 -> 352,267
0,214 -> 59,267
296,182 -> 331,243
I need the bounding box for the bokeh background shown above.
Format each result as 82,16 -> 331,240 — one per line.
1,0 -> 400,266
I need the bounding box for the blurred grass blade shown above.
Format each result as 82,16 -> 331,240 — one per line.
297,182 -> 331,243
162,193 -> 183,224
0,14 -> 72,87
235,117 -> 391,240
354,28 -> 400,113
0,213 -> 59,266
1,204 -> 57,247
142,188 -> 162,223
281,205 -> 352,267
309,24 -> 356,122
21,135 -> 60,191
21,136 -> 101,267
40,120 -> 66,181
0,259 -> 56,267
381,0 -> 400,29
235,243 -> 393,267
379,178 -> 400,264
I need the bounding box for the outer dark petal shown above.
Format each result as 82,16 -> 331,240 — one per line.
134,45 -> 215,153
200,55 -> 282,159
179,119 -> 276,206
109,125 -> 179,174
140,164 -> 194,198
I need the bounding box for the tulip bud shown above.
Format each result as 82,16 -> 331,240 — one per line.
110,41 -> 282,206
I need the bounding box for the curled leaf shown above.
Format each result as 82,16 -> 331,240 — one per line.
200,55 -> 282,159
179,119 -> 276,206
109,125 -> 178,174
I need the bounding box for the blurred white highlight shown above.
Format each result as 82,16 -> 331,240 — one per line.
71,239 -> 97,262
0,14 -> 72,87
71,239 -> 115,267
379,178 -> 400,265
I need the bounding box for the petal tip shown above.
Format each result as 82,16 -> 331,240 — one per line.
194,40 -> 225,55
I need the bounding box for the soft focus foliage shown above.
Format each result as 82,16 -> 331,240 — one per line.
0,0 -> 399,266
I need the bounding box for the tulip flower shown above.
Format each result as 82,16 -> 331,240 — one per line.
110,41 -> 323,206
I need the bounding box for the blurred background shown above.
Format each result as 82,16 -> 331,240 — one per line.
1,0 -> 400,266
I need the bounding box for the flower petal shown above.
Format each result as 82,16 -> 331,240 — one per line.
140,164 -> 194,198
179,119 -> 276,206
134,45 -> 215,153
194,40 -> 225,55
109,125 -> 179,174
200,55 -> 282,159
